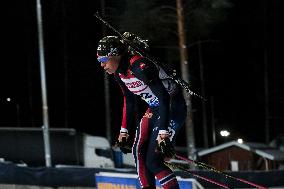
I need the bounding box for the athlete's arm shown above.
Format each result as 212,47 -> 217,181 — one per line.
114,74 -> 136,133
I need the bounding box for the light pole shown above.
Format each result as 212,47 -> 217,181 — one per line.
210,96 -> 216,146
100,0 -> 112,143
36,0 -> 52,167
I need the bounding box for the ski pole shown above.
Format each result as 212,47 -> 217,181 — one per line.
175,154 -> 268,189
164,161 -> 231,189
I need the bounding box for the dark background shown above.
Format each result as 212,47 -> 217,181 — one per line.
1,0 -> 283,148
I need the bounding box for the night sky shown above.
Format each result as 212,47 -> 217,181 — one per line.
1,0 -> 283,148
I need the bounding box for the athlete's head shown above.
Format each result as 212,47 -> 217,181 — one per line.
97,36 -> 126,74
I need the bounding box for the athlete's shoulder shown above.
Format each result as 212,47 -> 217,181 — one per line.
129,55 -> 158,83
129,55 -> 143,65
130,55 -> 155,72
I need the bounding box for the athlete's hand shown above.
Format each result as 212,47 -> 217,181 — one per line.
116,132 -> 132,154
118,132 -> 129,142
157,133 -> 169,144
157,134 -> 176,160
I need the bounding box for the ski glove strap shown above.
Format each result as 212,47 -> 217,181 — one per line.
158,138 -> 176,159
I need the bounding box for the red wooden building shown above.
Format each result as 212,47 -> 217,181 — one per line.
197,141 -> 284,171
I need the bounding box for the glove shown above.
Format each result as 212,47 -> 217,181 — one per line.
158,137 -> 176,159
116,135 -> 132,154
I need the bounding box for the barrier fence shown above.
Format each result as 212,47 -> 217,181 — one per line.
1,162 -> 284,188
0,185 -> 95,189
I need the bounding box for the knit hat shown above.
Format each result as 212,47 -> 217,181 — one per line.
97,36 -> 126,57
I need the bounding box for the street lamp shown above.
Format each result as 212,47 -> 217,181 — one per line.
6,97 -> 20,127
220,130 -> 230,137
237,138 -> 244,144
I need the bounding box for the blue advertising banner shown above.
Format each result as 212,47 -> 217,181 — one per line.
95,172 -> 204,189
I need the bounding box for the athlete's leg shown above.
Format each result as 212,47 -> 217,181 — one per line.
145,114 -> 180,189
132,109 -> 156,188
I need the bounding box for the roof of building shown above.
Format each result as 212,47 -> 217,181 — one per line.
198,141 -> 284,161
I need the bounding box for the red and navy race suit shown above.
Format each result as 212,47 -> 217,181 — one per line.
114,54 -> 186,189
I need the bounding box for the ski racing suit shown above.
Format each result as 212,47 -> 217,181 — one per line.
114,54 -> 187,189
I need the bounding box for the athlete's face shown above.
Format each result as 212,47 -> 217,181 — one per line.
100,56 -> 120,74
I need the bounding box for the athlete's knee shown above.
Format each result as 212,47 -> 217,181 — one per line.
156,170 -> 180,189
146,156 -> 169,175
